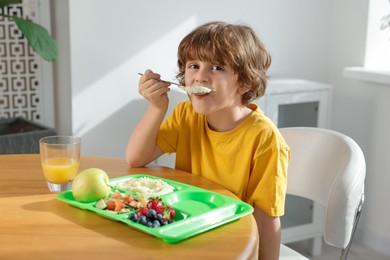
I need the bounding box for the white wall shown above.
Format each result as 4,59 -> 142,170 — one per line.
54,0 -> 331,157
51,0 -> 390,256
329,0 -> 390,256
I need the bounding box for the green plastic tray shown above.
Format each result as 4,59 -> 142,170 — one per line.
56,174 -> 254,243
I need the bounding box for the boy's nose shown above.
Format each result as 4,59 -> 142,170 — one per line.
195,68 -> 209,84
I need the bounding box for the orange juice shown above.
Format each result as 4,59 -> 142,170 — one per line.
42,157 -> 80,184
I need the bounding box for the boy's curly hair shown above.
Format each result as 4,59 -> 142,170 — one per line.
176,21 -> 271,104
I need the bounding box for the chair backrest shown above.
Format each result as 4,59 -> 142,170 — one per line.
279,127 -> 366,249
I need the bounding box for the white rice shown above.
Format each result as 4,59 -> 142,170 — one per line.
181,85 -> 213,95
115,177 -> 174,198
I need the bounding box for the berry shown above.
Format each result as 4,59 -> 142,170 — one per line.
156,213 -> 164,221
152,220 -> 160,228
128,212 -> 138,221
138,215 -> 147,225
128,198 -> 177,228
147,199 -> 164,214
164,205 -> 175,220
146,209 -> 157,219
136,207 -> 148,217
146,221 -> 153,227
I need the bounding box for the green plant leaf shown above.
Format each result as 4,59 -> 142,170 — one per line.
0,0 -> 21,8
13,16 -> 58,61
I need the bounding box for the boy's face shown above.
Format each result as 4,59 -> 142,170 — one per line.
184,60 -> 247,116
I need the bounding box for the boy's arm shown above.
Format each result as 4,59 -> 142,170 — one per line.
253,206 -> 281,260
126,70 -> 171,167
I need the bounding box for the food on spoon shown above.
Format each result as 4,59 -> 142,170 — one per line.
115,177 -> 174,198
72,168 -> 111,203
181,85 -> 213,95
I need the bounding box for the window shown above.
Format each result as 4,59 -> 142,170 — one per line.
365,0 -> 390,70
343,0 -> 390,85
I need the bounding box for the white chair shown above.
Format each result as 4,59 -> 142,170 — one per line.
279,127 -> 366,260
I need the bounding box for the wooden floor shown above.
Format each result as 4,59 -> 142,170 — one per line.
287,240 -> 390,260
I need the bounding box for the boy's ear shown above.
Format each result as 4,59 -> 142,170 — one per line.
238,85 -> 250,95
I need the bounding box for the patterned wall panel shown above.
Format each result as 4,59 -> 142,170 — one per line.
0,1 -> 43,122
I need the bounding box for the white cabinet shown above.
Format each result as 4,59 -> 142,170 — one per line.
257,79 -> 331,128
255,78 -> 332,256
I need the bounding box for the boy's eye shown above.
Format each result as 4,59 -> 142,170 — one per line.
187,64 -> 199,69
211,65 -> 224,71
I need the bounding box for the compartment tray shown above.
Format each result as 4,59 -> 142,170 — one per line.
56,174 -> 254,243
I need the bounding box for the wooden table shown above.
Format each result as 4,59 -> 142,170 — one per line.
0,154 -> 259,260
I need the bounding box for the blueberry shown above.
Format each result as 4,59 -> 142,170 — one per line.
146,221 -> 153,227
152,220 -> 161,228
128,212 -> 138,222
138,215 -> 147,225
147,209 -> 157,219
156,213 -> 164,221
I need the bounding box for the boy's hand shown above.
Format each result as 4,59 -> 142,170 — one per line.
139,69 -> 171,109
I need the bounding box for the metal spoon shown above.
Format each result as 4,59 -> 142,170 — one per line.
137,73 -> 181,87
137,73 -> 214,95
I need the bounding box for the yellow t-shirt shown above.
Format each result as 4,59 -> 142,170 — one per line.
157,100 -> 290,216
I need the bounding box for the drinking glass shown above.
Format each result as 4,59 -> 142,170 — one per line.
39,136 -> 81,192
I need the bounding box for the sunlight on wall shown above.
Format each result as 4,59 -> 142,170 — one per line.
72,17 -> 197,137
365,0 -> 390,70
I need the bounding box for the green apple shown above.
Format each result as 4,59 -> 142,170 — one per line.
72,168 -> 110,203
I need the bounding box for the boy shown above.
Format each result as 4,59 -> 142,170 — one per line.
126,21 -> 290,259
